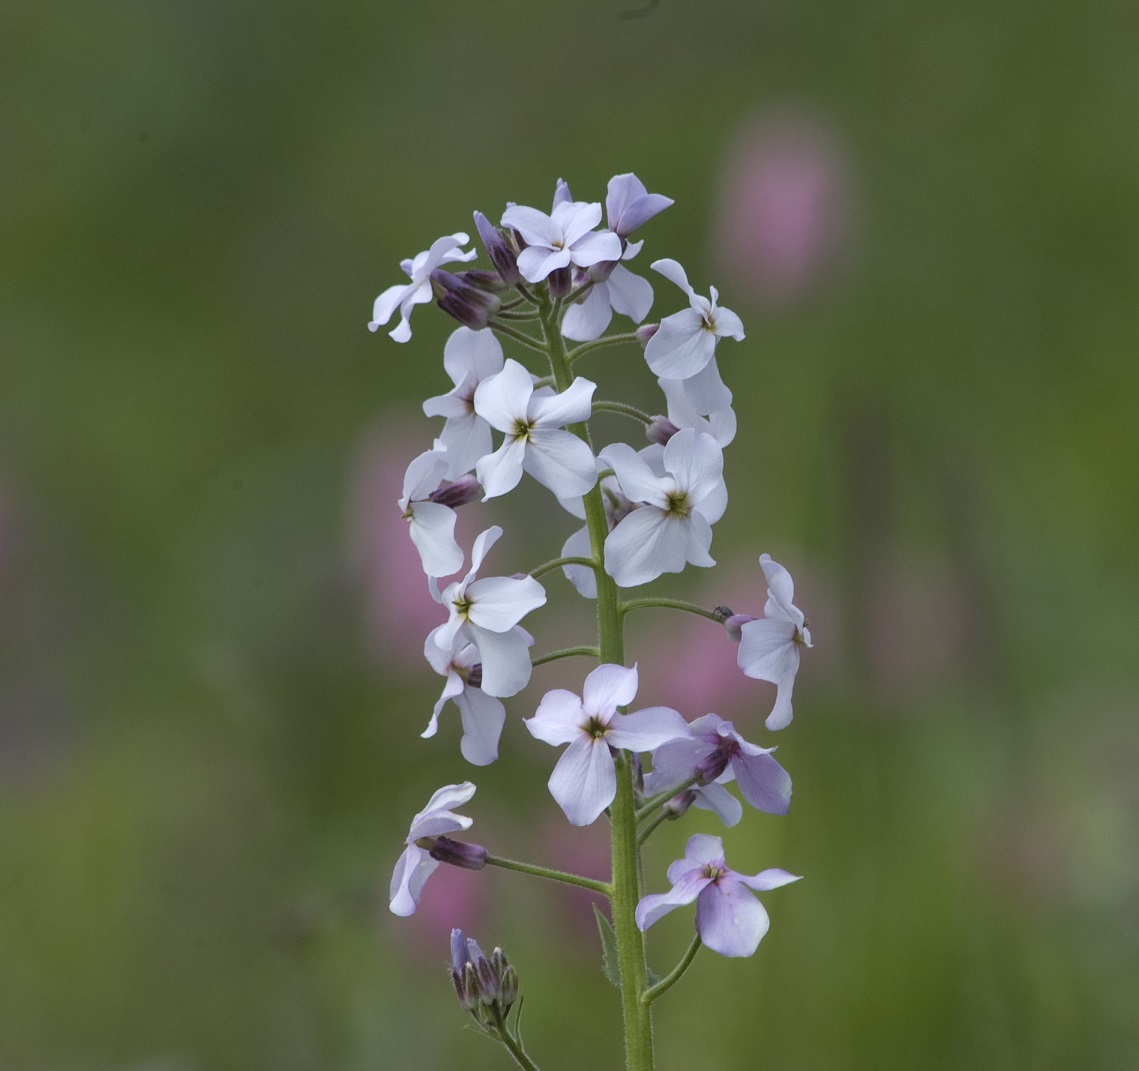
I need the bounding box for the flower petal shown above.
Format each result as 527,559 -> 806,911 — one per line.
407,500 -> 463,578
389,844 -> 438,916
695,880 -> 769,957
605,507 -> 692,588
605,264 -> 654,323
562,285 -> 614,342
644,308 -> 716,379
650,258 -> 696,299
735,868 -> 803,893
731,750 -> 792,815
601,443 -> 671,509
455,686 -> 507,766
635,868 -> 710,930
560,525 -> 597,599
581,662 -> 639,715
548,736 -> 616,826
523,429 -> 598,498
473,359 -> 533,432
737,617 -> 799,685
477,437 -> 528,500
443,326 -> 503,386
526,688 -> 587,746
468,624 -> 533,698
466,574 -> 547,632
606,706 -> 690,752
531,376 -> 596,428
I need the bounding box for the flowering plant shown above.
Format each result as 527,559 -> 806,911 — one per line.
374,173 -> 813,1071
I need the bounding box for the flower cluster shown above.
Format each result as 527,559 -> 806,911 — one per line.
373,173 -> 814,1063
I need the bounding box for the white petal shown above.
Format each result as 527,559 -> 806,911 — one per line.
560,526 -> 597,599
455,687 -> 507,766
524,429 -> 598,498
401,449 -> 449,502
635,869 -> 709,930
737,618 -> 799,685
389,844 -> 438,916
605,706 -> 690,752
604,507 -> 689,588
650,258 -> 696,300
760,554 -> 802,624
501,205 -> 561,247
468,525 -> 503,577
548,737 -> 616,826
663,429 -> 724,507
600,442 -> 670,508
581,663 -> 639,715
437,412 -> 492,479
476,437 -> 527,500
469,625 -> 533,698
695,881 -> 768,957
443,326 -> 503,386
407,500 -> 464,578
561,285 -> 614,342
605,264 -> 654,323
530,376 -> 595,428
422,670 -> 464,739
568,229 -> 624,267
554,200 -> 604,247
526,688 -> 587,746
517,245 -> 571,282
473,359 -> 533,431
712,305 -> 745,341
692,783 -> 743,827
370,283 -> 410,329
736,868 -> 803,893
684,833 -> 726,868
644,309 -> 716,379
466,574 -> 547,632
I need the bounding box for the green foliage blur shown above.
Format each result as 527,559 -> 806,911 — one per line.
3,1 -> 1137,1068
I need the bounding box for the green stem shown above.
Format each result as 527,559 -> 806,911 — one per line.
492,1005 -> 543,1071
593,400 -> 653,425
489,321 -> 547,354
635,775 -> 702,823
637,811 -> 671,847
529,555 -> 597,580
484,854 -> 611,897
642,936 -> 701,1005
567,332 -> 640,366
620,597 -> 728,624
539,294 -> 654,1071
531,645 -> 600,668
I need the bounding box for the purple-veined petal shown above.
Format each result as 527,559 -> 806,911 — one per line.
650,258 -> 696,299
454,686 -> 507,766
407,500 -> 463,578
600,442 -> 671,508
560,525 -> 597,599
548,736 -> 616,826
525,688 -> 587,746
644,308 -> 716,379
389,844 -> 438,916
581,663 -> 639,715
466,574 -> 546,632
523,429 -> 598,498
562,285 -> 614,342
476,437 -> 528,499
468,624 -> 533,698
606,264 -> 654,322
635,869 -> 710,930
606,706 -> 690,752
604,506 -> 691,588
473,359 -> 533,432
695,880 -> 769,957
531,376 -> 596,428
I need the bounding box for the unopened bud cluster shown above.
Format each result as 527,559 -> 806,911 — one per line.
450,929 -> 518,1030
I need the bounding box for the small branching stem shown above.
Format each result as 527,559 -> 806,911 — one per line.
484,854 -> 611,897
642,936 -> 702,1005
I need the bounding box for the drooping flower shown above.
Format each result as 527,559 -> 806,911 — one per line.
645,713 -> 792,818
501,201 -> 623,285
643,259 -> 745,380
524,663 -> 688,826
422,627 -> 510,766
657,355 -> 737,446
390,782 -> 481,916
431,526 -> 546,697
601,428 -> 727,588
635,833 -> 800,957
422,328 -> 506,479
399,446 -> 465,578
369,233 -> 476,343
473,358 -> 598,500
737,554 -> 813,730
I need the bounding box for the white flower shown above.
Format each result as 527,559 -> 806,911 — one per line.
604,172 -> 674,239
389,782 -> 476,916
737,554 -> 813,730
501,201 -> 623,284
657,355 -> 737,446
601,428 -> 726,588
474,359 -> 598,500
524,664 -> 688,826
369,233 -> 476,343
643,259 -> 745,379
422,328 -> 505,478
398,446 -> 464,578
422,628 -> 510,767
432,525 -> 546,698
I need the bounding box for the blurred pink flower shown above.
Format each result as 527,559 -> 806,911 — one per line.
713,109 -> 853,305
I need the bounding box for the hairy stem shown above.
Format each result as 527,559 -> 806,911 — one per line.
531,645 -> 601,668
484,854 -> 611,897
642,936 -> 701,1005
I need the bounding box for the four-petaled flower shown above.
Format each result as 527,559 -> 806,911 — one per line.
399,445 -> 465,578
643,259 -> 745,380
369,233 -> 476,343
501,201 -> 623,284
525,663 -> 688,826
431,525 -> 546,698
737,554 -> 813,730
601,428 -> 727,588
474,358 -> 598,500
389,781 -> 478,916
635,833 -> 800,957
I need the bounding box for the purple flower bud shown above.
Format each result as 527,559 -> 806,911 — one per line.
646,414 -> 681,446
465,662 -> 483,690
428,475 -> 481,509
693,740 -> 736,785
461,962 -> 481,1011
724,613 -> 757,643
664,788 -> 698,818
547,265 -> 572,298
425,835 -> 488,870
432,269 -> 502,331
499,964 -> 519,1008
586,257 -> 619,284
474,210 -> 522,286
466,938 -> 499,1003
450,928 -> 470,974
635,323 -> 659,348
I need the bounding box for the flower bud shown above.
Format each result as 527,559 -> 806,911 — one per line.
664,788 -> 697,818
474,210 -> 522,286
461,962 -> 482,1011
432,269 -> 502,330
499,964 -> 519,1009
693,745 -> 734,786
423,835 -> 488,870
465,662 -> 483,690
465,939 -> 499,1003
635,323 -> 659,348
586,257 -> 619,284
429,475 -> 480,509
723,612 -> 757,643
646,414 -> 680,446
450,928 -> 469,974
547,265 -> 572,298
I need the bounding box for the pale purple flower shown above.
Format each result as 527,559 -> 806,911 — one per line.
501,201 -> 623,284
737,554 -> 813,730
605,172 -> 674,239
635,833 -> 800,957
524,663 -> 688,826
422,628 -> 510,766
646,713 -> 792,818
432,525 -> 546,698
422,328 -> 506,478
399,446 -> 464,578
643,259 -> 745,380
601,428 -> 726,588
657,356 -> 737,447
390,782 -> 477,916
473,358 -> 598,500
369,233 -> 476,343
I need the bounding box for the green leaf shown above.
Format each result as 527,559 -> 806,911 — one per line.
593,904 -> 621,988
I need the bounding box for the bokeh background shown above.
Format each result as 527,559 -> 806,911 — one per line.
3,1 -> 1138,1068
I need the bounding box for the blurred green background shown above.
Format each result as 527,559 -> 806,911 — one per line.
3,0 -> 1138,1068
